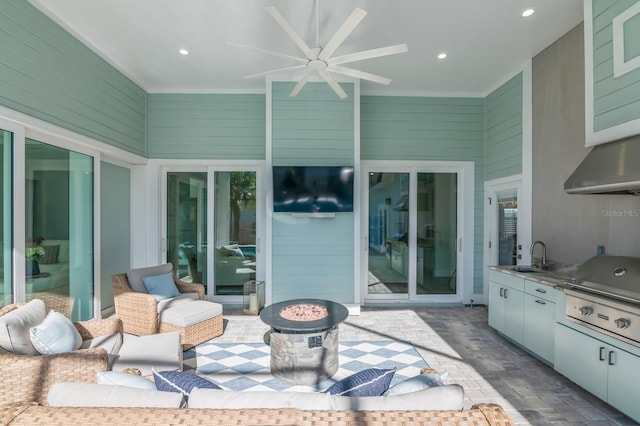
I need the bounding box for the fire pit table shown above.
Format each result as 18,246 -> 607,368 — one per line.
260,298 -> 349,385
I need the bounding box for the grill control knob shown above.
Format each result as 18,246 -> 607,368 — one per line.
579,306 -> 593,316
615,318 -> 631,329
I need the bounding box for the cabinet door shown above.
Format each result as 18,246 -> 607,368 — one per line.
607,347 -> 640,422
502,286 -> 524,344
554,324 -> 608,401
523,294 -> 555,363
488,281 -> 505,333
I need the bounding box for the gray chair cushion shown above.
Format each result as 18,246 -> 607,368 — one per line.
156,293 -> 199,313
126,263 -> 173,294
160,300 -> 222,328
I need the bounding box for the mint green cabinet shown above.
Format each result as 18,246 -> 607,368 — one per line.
523,280 -> 558,364
555,323 -> 640,422
488,271 -> 524,344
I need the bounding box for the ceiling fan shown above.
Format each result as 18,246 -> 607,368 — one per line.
227,2 -> 408,99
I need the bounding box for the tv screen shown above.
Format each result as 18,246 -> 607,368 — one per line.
273,166 -> 354,213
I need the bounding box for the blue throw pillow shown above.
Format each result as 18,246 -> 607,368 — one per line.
142,273 -> 181,301
152,369 -> 221,401
324,368 -> 396,396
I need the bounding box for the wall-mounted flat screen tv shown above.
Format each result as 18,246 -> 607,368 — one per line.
273,166 -> 354,213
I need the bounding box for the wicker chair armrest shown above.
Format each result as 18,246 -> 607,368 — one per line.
174,277 -> 205,299
74,316 -> 123,341
113,290 -> 160,335
0,347 -> 109,405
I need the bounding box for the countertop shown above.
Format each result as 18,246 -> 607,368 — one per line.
488,264 -> 577,291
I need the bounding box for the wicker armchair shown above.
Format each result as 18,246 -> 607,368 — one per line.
112,271 -> 223,349
0,303 -> 122,406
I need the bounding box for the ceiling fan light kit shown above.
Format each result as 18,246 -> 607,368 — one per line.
227,3 -> 408,99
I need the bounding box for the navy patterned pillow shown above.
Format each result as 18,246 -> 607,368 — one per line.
152,369 -> 221,401
324,368 -> 396,396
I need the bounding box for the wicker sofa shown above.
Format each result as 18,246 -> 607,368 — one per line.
0,402 -> 514,425
0,301 -> 182,406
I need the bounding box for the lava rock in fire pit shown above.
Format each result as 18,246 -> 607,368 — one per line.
279,304 -> 329,322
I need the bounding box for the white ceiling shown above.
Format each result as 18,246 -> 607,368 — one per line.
30,0 -> 584,97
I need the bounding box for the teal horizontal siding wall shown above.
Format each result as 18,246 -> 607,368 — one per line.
147,94 -> 266,159
0,1 -> 146,156
271,82 -> 355,304
272,82 -> 354,166
592,0 -> 640,131
485,73 -> 523,180
361,95 -> 485,294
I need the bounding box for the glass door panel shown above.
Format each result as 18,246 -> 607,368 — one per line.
213,171 -> 256,296
367,172 -> 409,296
416,173 -> 457,295
166,172 -> 207,293
1,129 -> 12,307
497,190 -> 518,266
25,139 -> 94,320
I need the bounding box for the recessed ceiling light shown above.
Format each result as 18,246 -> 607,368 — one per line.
437,52 -> 447,60
179,49 -> 189,55
522,8 -> 535,17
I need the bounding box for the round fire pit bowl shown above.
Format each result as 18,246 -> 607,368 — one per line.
260,298 -> 349,385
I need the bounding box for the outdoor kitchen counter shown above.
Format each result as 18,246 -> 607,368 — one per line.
488,265 -> 575,291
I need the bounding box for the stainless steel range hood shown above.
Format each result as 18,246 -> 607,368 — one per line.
564,135 -> 640,195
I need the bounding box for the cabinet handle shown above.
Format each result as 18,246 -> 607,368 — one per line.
535,299 -> 546,305
535,288 -> 547,294
608,351 -> 615,366
499,288 -> 504,297
599,347 -> 606,361
503,288 -> 508,298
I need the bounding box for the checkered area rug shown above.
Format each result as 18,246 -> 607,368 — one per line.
184,340 -> 429,392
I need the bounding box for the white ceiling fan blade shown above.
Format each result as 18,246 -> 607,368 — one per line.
329,44 -> 408,66
328,65 -> 392,85
318,70 -> 348,99
244,65 -> 307,79
289,68 -> 316,97
226,42 -> 308,64
265,6 -> 315,60
318,8 -> 367,61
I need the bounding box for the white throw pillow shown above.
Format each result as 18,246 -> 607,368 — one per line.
0,299 -> 47,355
30,310 -> 83,355
97,371 -> 156,390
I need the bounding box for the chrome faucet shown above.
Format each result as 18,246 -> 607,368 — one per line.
530,241 -> 547,268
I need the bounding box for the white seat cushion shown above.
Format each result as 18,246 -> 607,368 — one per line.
160,300 -> 222,328
157,293 -> 199,313
47,382 -> 183,408
112,331 -> 182,377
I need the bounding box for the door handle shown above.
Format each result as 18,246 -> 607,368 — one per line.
599,347 -> 606,361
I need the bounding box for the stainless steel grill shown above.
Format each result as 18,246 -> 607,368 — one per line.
564,256 -> 640,347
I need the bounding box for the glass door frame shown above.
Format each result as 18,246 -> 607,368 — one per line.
361,160 -> 474,305
0,116 -> 102,317
160,161 -> 265,305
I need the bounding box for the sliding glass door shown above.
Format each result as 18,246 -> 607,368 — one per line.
0,129 -> 12,307
25,139 -> 94,320
164,166 -> 261,301
364,164 -> 464,303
